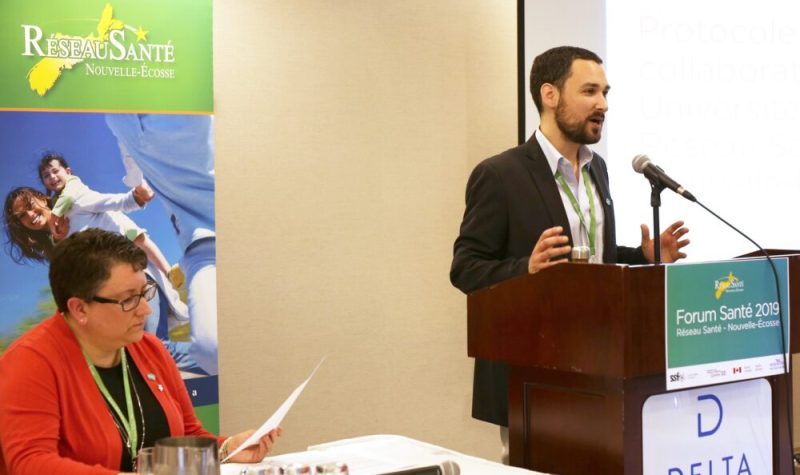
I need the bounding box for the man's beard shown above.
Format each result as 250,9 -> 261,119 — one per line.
555,98 -> 603,145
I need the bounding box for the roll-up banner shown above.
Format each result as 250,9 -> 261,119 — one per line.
0,1 -> 219,431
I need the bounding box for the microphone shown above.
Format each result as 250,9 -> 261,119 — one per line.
376,460 -> 460,475
631,154 -> 696,202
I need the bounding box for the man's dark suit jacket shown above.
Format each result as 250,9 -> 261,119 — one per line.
450,135 -> 647,427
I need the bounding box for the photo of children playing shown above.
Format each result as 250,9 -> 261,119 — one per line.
0,112 -> 218,400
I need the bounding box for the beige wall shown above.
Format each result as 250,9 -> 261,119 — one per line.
213,0 -> 517,459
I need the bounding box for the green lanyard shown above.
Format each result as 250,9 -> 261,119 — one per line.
82,347 -> 138,462
555,166 -> 597,257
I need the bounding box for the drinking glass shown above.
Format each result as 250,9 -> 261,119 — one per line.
154,436 -> 220,475
137,447 -> 155,475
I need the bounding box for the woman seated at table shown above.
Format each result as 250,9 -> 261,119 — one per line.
0,228 -> 280,475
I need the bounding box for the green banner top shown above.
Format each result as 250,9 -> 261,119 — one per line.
0,0 -> 212,113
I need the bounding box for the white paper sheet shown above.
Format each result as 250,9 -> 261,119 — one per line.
222,357 -> 325,462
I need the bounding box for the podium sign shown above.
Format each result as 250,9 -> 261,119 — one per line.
642,379 -> 772,474
665,258 -> 789,390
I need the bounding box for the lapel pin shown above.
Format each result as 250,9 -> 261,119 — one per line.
605,197 -> 612,206
147,373 -> 157,381
158,384 -> 164,392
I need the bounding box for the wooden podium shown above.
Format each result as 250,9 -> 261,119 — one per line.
467,256 -> 800,474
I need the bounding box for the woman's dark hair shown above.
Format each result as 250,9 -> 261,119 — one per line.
49,228 -> 147,313
3,187 -> 54,264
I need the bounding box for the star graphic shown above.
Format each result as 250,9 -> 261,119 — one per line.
135,26 -> 149,42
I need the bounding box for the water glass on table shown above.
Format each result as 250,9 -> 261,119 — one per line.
137,447 -> 155,474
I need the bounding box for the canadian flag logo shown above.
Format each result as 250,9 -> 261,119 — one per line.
732,367 -> 742,374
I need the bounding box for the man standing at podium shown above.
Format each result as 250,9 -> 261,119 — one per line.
449,46 -> 690,461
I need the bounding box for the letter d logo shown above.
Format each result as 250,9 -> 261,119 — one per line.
697,394 -> 723,437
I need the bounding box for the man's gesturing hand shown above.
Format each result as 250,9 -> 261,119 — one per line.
528,226 -> 571,274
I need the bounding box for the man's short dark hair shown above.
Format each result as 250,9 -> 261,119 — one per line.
49,228 -> 147,313
529,46 -> 603,113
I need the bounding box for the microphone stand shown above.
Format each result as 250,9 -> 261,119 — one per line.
648,177 -> 665,264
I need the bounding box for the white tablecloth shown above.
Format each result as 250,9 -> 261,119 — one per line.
222,434 -> 546,475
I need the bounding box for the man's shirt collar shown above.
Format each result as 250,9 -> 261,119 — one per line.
534,129 -> 594,178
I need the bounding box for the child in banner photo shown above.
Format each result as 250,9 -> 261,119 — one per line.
36,153 -> 190,324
